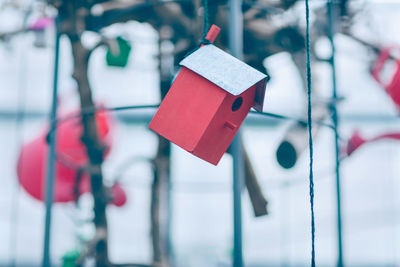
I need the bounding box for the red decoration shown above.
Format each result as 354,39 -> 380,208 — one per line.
346,130 -> 400,156
345,131 -> 366,156
149,25 -> 268,165
371,47 -> 400,110
17,109 -> 127,207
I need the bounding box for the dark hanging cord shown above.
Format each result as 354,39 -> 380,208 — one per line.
200,0 -> 210,45
327,1 -> 344,266
251,110 -> 334,130
305,0 -> 316,266
45,104 -> 335,137
44,104 -> 336,141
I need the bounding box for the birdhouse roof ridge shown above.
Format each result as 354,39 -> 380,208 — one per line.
179,45 -> 268,99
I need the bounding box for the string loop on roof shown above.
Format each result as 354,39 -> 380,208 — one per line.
200,0 -> 210,45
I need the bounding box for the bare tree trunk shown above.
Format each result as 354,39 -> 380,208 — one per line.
151,135 -> 171,267
69,36 -> 110,267
150,32 -> 174,267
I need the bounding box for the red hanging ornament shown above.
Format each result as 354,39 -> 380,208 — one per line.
346,130 -> 400,156
371,47 -> 400,110
17,109 -> 127,207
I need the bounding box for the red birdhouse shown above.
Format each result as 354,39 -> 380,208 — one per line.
149,26 -> 268,165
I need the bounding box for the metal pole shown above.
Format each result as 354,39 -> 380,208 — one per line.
327,2 -> 344,267
231,134 -> 244,267
42,17 -> 61,267
228,0 -> 244,266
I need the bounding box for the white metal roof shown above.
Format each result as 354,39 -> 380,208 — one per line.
179,44 -> 268,111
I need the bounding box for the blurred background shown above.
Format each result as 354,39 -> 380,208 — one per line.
1,0 -> 400,266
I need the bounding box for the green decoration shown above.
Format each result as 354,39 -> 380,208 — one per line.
106,36 -> 132,67
62,249 -> 80,267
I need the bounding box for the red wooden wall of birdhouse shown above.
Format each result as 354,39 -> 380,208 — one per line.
149,67 -> 256,165
193,84 -> 256,164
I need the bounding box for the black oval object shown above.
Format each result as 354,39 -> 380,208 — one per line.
276,141 -> 297,169
232,97 -> 243,111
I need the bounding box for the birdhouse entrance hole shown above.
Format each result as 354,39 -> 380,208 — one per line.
232,97 -> 243,111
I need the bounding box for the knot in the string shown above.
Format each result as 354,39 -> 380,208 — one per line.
200,38 -> 212,46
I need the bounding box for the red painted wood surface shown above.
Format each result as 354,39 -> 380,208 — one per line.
192,85 -> 256,165
149,67 -> 256,165
204,25 -> 220,44
150,67 -> 225,152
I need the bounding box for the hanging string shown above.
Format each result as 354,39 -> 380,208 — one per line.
200,0 -> 211,45
327,1 -> 344,266
305,0 -> 316,266
44,104 -> 335,138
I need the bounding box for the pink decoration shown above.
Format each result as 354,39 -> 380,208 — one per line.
29,17 -> 53,31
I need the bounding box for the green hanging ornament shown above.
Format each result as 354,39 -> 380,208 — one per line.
106,36 -> 132,68
61,249 -> 80,267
